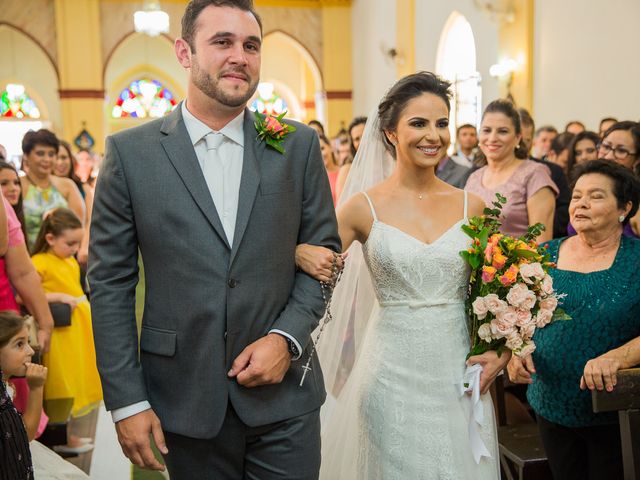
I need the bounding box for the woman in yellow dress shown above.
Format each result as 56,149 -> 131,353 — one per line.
30,208 -> 102,418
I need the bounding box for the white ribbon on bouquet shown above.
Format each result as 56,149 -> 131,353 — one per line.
459,363 -> 492,464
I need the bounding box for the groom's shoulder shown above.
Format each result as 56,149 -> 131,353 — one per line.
109,117 -> 166,148
283,118 -> 317,143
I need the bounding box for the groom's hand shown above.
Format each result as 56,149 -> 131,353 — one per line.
228,333 -> 291,387
115,409 -> 168,471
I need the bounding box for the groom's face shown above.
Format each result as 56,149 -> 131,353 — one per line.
185,5 -> 262,108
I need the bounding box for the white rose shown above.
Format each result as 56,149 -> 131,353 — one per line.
541,274 -> 554,296
497,306 -> 518,325
506,283 -> 529,307
478,323 -> 493,342
490,317 -> 516,338
519,322 -> 536,340
520,262 -> 545,284
535,309 -> 554,328
521,290 -> 537,310
539,296 -> 558,312
515,341 -> 536,358
505,332 -> 524,350
472,297 -> 489,319
485,294 -> 508,315
515,308 -> 532,327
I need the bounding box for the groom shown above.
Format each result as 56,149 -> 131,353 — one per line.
88,0 -> 339,478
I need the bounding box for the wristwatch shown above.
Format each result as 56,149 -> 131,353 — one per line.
284,336 -> 300,358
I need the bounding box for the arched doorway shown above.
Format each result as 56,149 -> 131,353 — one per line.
436,12 -> 482,148
0,24 -> 59,164
258,31 -> 324,124
104,32 -> 185,135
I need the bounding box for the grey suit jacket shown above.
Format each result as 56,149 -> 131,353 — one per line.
436,157 -> 471,189
88,105 -> 340,438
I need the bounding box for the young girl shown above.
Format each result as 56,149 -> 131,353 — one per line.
0,311 -> 38,479
31,208 -> 102,420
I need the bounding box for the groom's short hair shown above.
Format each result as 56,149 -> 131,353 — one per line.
182,0 -> 263,51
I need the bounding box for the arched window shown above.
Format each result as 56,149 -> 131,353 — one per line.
0,84 -> 41,119
111,78 -> 177,119
436,13 -> 482,146
249,82 -> 288,116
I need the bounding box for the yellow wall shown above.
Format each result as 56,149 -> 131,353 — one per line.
321,5 -> 352,136
396,0 -> 416,78
497,0 -> 533,111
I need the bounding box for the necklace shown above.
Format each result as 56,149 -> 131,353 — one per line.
418,193 -> 424,200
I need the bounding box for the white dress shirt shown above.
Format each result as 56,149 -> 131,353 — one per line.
111,102 -> 301,423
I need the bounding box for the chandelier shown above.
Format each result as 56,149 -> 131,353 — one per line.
134,0 -> 170,37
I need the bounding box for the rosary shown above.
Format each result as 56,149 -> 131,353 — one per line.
299,252 -> 343,386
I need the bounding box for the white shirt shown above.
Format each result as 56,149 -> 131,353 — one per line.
111,102 -> 300,423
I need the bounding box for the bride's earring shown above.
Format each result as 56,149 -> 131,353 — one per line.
619,215 -> 626,223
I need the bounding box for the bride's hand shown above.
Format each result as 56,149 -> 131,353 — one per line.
467,349 -> 512,394
295,244 -> 344,282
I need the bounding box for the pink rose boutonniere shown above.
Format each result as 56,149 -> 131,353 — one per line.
254,110 -> 296,154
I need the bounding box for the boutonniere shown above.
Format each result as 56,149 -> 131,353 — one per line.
254,111 -> 296,154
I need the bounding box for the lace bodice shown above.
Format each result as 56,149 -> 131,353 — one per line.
361,192 -> 471,307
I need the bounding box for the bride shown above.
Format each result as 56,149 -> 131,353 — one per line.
296,72 -> 508,479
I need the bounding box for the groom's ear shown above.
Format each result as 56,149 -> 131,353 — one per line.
175,38 -> 192,69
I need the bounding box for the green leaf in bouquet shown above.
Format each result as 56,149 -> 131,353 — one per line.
461,224 -> 478,238
551,308 -> 572,321
478,227 -> 489,248
514,249 -> 541,260
469,254 -> 482,270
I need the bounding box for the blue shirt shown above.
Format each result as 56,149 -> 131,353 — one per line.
527,235 -> 640,427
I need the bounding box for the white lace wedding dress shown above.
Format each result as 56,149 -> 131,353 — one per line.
320,191 -> 499,479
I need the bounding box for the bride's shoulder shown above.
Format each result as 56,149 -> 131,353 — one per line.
466,191 -> 486,217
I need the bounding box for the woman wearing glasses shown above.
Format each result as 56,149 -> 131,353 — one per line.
566,121 -> 640,237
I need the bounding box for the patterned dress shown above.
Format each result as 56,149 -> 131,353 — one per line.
0,375 -> 33,480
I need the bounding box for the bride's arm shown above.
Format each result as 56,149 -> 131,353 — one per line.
295,194 -> 371,281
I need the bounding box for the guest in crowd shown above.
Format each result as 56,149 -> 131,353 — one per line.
545,132 -> 575,175
334,128 -> 351,165
598,117 -> 618,137
565,120 -> 585,135
508,160 -> 640,480
319,134 -> 341,205
436,154 -> 470,188
336,116 -> 367,201
598,121 -> 640,173
0,144 -> 7,162
20,130 -> 84,248
308,119 -> 325,136
451,123 -> 478,167
0,161 -> 27,240
348,116 -> 367,157
531,125 -> 558,160
566,131 -> 600,175
465,100 -> 557,242
55,141 -> 94,266
519,108 -> 571,238
74,150 -> 99,188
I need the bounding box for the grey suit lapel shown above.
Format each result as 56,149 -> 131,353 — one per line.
230,109 -> 262,264
160,105 -> 230,249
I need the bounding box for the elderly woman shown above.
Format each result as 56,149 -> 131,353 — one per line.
508,159 -> 640,480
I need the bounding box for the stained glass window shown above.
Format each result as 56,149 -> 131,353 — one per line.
112,78 -> 177,119
250,82 -> 288,116
0,84 -> 41,119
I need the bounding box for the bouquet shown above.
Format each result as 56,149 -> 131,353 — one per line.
460,193 -> 566,359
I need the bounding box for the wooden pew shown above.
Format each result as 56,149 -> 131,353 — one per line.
591,368 -> 640,480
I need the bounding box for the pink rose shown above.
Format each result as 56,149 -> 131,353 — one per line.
535,309 -> 553,328
541,274 -> 554,295
478,323 -> 493,342
491,318 -> 516,338
497,306 -> 518,325
484,243 -> 494,263
539,296 -> 558,312
484,294 -> 508,315
515,308 -> 532,327
482,266 -> 497,283
505,332 -> 524,350
519,322 -> 536,340
472,297 -> 489,319
506,283 -> 536,309
519,262 -> 545,284
515,341 -> 536,358
265,115 -> 285,134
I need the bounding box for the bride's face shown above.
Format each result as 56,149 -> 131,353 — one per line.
387,92 -> 450,168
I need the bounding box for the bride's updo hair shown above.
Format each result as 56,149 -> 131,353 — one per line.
378,72 -> 452,158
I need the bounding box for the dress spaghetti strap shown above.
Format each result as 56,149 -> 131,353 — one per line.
361,192 -> 378,221
463,190 -> 468,221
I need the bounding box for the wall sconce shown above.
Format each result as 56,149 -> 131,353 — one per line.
490,58 -> 519,101
134,0 -> 170,37
473,0 -> 515,24
380,43 -> 404,66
